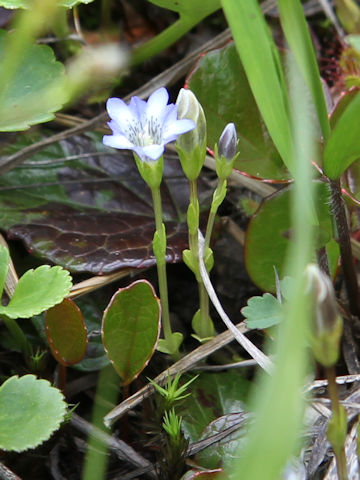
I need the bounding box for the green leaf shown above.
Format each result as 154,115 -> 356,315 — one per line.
0,29 -> 68,131
278,0 -> 330,140
196,413 -> 247,470
181,371 -> 249,443
221,0 -> 294,172
245,183 -> 334,291
0,0 -> 94,7
0,374 -> 66,452
102,280 -> 161,385
0,131 -> 211,274
71,297 -> 109,371
279,276 -> 295,301
187,43 -> 290,181
0,265 -> 72,319
147,0 -> 220,16
0,246 -> 9,298
157,332 -> 184,354
241,293 -> 284,329
323,90 -> 360,179
347,34 -> 360,52
46,298 -> 88,366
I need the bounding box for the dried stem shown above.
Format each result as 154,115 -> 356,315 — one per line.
330,179 -> 360,317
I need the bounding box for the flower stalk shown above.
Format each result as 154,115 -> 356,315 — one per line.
326,366 -> 349,480
188,179 -> 214,340
151,185 -> 181,358
176,89 -> 215,340
305,264 -> 349,480
103,87 -> 195,358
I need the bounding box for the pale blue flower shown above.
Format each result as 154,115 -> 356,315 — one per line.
103,87 -> 195,162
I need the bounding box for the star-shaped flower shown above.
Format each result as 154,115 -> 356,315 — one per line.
103,87 -> 195,162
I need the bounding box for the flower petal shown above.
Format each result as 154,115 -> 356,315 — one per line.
146,87 -> 169,120
163,118 -> 195,140
107,119 -> 124,135
106,97 -> 137,130
103,134 -> 135,150
163,104 -> 178,125
140,144 -> 165,161
129,96 -> 147,122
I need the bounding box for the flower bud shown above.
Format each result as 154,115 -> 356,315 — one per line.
215,123 -> 238,180
305,264 -> 343,367
175,89 -> 207,181
218,123 -> 237,161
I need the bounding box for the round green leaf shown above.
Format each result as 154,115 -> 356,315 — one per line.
187,43 -> 290,181
102,280 -> 161,385
0,374 -> 66,452
0,29 -> 68,131
0,265 -> 72,319
245,183 -> 334,291
46,298 -> 88,366
0,0 -> 94,7
241,293 -> 284,329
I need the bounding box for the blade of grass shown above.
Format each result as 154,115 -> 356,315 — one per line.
226,54 -> 315,480
278,0 -> 331,141
221,0 -> 294,173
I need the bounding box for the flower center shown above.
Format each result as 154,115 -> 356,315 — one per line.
126,116 -> 162,146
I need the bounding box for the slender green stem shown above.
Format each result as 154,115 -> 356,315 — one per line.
204,209 -> 216,252
188,180 -> 213,339
188,180 -> 199,254
198,282 -> 210,336
131,17 -> 196,66
326,366 -> 349,480
151,187 -> 178,356
1,315 -> 32,360
204,178 -> 226,250
101,0 -> 112,30
52,6 -> 70,39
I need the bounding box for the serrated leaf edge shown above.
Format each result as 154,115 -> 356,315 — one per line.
0,374 -> 67,452
0,266 -> 72,319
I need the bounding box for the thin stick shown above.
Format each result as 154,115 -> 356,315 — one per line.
70,413 -> 155,474
0,463 -> 21,480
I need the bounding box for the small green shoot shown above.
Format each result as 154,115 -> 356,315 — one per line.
148,372 -> 199,409
162,408 -> 183,444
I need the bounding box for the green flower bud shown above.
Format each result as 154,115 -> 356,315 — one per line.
175,88 -> 207,181
305,264 -> 343,367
